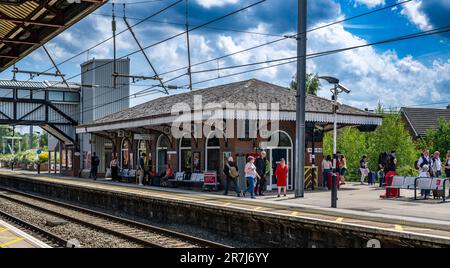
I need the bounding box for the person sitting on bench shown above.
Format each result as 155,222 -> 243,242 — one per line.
420,165 -> 431,198
160,164 -> 174,187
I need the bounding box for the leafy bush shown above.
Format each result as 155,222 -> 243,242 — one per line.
396,166 -> 419,177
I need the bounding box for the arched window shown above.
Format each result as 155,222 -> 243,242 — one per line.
121,138 -> 131,169
265,131 -> 293,148
179,135 -> 192,173
137,140 -> 150,168
156,135 -> 170,174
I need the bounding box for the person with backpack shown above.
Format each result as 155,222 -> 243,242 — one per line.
223,157 -> 240,197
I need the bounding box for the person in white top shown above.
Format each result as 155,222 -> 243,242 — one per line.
431,151 -> 442,178
321,155 -> 332,189
419,165 -> 431,198
244,156 -> 260,199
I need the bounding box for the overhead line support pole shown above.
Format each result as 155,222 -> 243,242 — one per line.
295,0 -> 307,198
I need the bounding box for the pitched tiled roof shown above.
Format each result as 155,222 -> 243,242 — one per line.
85,79 -> 380,127
402,107 -> 450,137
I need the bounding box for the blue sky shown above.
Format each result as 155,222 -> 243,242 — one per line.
2,0 -> 450,113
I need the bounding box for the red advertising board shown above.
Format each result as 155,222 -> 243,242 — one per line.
203,172 -> 217,186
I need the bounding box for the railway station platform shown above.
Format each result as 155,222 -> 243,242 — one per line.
1,169 -> 450,248
0,219 -> 51,248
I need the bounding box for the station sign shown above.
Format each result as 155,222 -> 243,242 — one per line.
134,134 -> 153,141
204,172 -> 217,186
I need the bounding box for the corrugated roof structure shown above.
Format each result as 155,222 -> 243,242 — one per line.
0,79 -> 79,91
0,0 -> 107,72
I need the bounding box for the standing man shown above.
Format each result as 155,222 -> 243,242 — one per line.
255,151 -> 268,196
431,151 -> 442,178
91,152 -> 100,181
138,153 -> 146,186
223,157 -> 240,197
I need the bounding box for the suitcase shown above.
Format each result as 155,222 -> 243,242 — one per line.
368,172 -> 375,185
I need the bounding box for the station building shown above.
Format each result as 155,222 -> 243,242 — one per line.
76,79 -> 382,190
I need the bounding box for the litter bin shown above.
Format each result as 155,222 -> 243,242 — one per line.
327,172 -> 341,191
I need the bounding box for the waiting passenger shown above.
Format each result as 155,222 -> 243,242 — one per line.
138,153 -> 147,186
223,157 -> 240,197
359,155 -> 369,185
91,152 -> 100,181
243,156 -> 260,199
420,164 -> 431,198
275,159 -> 288,198
160,164 -> 174,187
322,155 -> 332,189
110,156 -> 119,182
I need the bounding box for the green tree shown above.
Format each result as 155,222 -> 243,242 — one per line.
290,73 -> 321,96
323,112 -> 419,179
424,118 -> 450,155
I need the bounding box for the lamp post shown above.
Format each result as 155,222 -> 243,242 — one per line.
318,76 -> 351,208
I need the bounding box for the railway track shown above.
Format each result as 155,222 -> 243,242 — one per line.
0,209 -> 68,248
0,187 -> 232,248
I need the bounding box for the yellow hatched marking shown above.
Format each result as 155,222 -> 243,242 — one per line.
336,218 -> 344,223
0,228 -> 9,233
395,225 -> 404,231
0,237 -> 24,248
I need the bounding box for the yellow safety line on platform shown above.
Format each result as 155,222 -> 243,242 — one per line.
253,207 -> 264,211
0,237 -> 24,248
0,228 -> 9,233
336,218 -> 344,223
395,225 -> 404,232
291,212 -> 299,217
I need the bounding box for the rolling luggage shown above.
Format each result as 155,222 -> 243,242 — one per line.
368,172 -> 375,185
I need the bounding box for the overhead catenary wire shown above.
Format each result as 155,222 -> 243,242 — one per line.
57,24 -> 450,122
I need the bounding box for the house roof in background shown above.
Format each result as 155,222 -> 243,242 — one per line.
401,107 -> 450,137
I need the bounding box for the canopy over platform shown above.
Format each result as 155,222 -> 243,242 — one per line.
77,79 -> 382,134
0,0 -> 107,72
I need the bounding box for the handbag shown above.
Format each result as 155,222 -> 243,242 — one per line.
105,168 -> 112,178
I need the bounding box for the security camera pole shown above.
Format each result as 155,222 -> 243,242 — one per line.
318,76 -> 351,208
295,0 -> 307,198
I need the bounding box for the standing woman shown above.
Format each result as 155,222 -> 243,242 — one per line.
275,159 -> 289,198
110,155 -> 119,182
322,155 -> 332,190
340,155 -> 347,185
244,156 -> 260,199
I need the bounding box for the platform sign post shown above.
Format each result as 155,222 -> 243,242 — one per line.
203,172 -> 218,191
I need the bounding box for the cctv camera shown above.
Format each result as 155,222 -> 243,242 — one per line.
338,84 -> 351,94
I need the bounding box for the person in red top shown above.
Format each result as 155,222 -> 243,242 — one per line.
275,158 -> 289,198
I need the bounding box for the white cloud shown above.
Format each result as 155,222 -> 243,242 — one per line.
196,0 -> 239,8
307,23 -> 450,109
398,0 -> 432,30
354,0 -> 385,8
